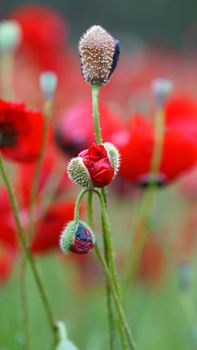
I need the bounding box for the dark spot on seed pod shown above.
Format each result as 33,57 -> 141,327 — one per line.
109,40 -> 120,78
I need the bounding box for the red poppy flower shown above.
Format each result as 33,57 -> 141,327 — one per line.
78,143 -> 114,187
10,4 -> 68,70
18,144 -> 68,207
0,99 -> 44,162
55,101 -> 124,156
30,202 -> 75,254
112,96 -> 197,186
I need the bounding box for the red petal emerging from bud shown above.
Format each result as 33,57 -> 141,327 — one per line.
79,143 -> 114,187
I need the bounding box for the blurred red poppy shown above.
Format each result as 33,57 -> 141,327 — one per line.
55,100 -> 124,156
10,4 -> 68,70
30,202 -> 75,254
0,99 -> 44,162
113,96 -> 197,186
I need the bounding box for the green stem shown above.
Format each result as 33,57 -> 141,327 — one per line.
75,188 -> 135,349
0,51 -> 15,98
100,190 -> 128,349
126,106 -> 166,287
92,84 -> 102,144
20,257 -> 29,350
95,243 -> 136,350
88,190 -> 116,350
0,155 -> 58,347
87,191 -> 94,228
28,99 -> 52,240
74,189 -> 90,220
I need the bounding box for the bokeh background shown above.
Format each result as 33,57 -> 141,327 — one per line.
2,0 -> 197,48
1,1 -> 197,350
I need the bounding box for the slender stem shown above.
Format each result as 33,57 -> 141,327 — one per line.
0,155 -> 58,347
87,191 -> 94,228
0,51 -> 15,98
150,107 -> 165,174
74,189 -> 90,220
28,99 -> 52,240
20,257 -> 29,350
126,105 -> 166,287
94,189 -> 133,350
92,83 -> 118,348
92,84 -> 102,144
74,188 -> 134,348
95,243 -> 136,350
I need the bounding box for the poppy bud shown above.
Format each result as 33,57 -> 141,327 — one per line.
103,142 -> 120,176
60,220 -> 95,255
151,78 -> 174,105
67,142 -> 120,188
39,71 -> 58,100
0,20 -> 22,52
79,25 -> 120,85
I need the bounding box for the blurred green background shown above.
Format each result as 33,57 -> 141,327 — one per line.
2,0 -> 197,47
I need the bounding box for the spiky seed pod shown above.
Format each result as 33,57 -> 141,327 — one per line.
79,25 -> 120,85
60,220 -> 96,255
67,157 -> 93,188
103,142 -> 120,177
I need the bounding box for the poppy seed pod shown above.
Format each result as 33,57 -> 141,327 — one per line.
67,142 -> 120,188
79,25 -> 120,85
60,220 -> 95,255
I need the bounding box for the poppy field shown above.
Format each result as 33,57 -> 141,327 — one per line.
1,3 -> 197,350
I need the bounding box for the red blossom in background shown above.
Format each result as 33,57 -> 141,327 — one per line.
55,101 -> 124,156
112,96 -> 197,186
30,202 -> 75,254
0,99 -> 45,162
10,4 -> 68,70
79,143 -> 114,188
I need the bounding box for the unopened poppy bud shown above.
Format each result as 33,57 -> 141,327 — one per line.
0,20 -> 22,52
67,143 -> 119,188
60,220 -> 95,255
68,157 -> 93,188
151,78 -> 174,105
39,71 -> 58,100
103,142 -> 120,176
79,25 -> 120,85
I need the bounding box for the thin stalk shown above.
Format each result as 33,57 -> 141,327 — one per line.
125,106 -> 166,286
95,243 -> 136,350
20,257 -> 29,350
74,188 -> 135,349
92,83 -> 118,348
28,99 -> 52,240
88,190 -> 116,350
0,155 -> 58,347
92,84 -> 102,144
0,52 -> 15,98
